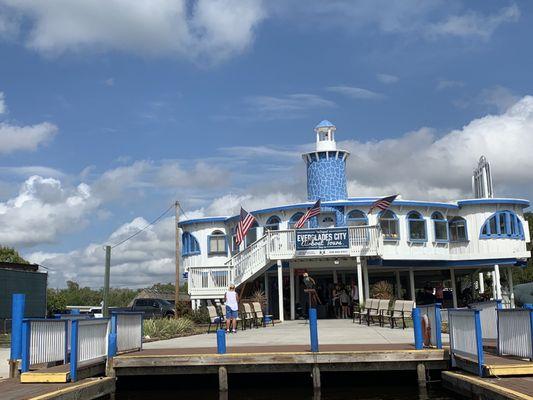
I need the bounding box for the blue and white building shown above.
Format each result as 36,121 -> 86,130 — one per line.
179,121 -> 530,320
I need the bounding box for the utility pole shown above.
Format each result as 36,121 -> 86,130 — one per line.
103,245 -> 111,317
175,201 -> 180,318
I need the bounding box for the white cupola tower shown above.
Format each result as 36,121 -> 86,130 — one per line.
315,120 -> 337,152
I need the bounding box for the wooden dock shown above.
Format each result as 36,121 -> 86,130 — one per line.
443,371 -> 533,400
0,376 -> 115,400
454,352 -> 533,378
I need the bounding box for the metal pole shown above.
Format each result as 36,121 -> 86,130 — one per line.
175,201 -> 180,318
103,245 -> 111,317
277,260 -> 284,322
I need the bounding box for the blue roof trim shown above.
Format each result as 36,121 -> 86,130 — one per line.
457,198 -> 530,208
315,120 -> 335,129
179,217 -> 228,227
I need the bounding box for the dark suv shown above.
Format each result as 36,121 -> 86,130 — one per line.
131,298 -> 175,318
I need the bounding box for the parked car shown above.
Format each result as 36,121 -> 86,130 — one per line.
126,298 -> 176,319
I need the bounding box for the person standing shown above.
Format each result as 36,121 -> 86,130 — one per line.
340,287 -> 350,319
224,284 -> 239,333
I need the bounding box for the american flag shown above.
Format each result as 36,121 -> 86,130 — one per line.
295,199 -> 321,229
369,194 -> 398,214
236,207 -> 256,245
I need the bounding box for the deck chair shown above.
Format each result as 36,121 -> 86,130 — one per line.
241,303 -> 255,329
401,300 -> 414,329
252,302 -> 274,327
368,299 -> 389,326
383,300 -> 405,329
207,305 -> 224,333
353,298 -> 373,324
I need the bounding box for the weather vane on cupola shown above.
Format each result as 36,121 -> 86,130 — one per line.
302,120 -> 350,202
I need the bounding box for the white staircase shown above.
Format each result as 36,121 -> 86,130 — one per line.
188,225 -> 382,298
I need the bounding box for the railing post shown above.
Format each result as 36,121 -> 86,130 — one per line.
529,310 -> 533,361
21,320 -> 30,373
108,314 -> 117,357
309,308 -> 319,352
435,303 -> 442,349
217,329 -> 226,354
70,320 -> 79,382
474,310 -> 484,377
10,293 -> 25,377
413,308 -> 423,350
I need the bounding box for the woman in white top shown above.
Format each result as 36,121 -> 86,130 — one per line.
224,284 -> 239,333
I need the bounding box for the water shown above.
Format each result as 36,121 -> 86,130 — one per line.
115,371 -> 460,400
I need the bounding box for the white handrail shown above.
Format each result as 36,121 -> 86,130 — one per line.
469,300 -> 501,340
22,319 -> 67,370
498,309 -> 533,360
418,304 -> 441,348
448,309 -> 481,362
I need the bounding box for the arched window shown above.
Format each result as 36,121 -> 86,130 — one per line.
182,232 -> 200,256
289,212 -> 308,229
480,210 -> 524,239
449,217 -> 468,242
379,210 -> 399,240
208,230 -> 227,255
407,211 -> 427,242
431,212 -> 448,242
265,215 -> 281,231
347,210 -> 368,227
245,220 -> 259,247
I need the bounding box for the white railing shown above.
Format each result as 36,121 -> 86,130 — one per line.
227,235 -> 269,287
21,319 -> 68,371
189,267 -> 230,293
222,225 -> 382,289
448,309 -> 484,376
418,304 -> 442,348
113,312 -> 143,353
349,225 -> 382,256
469,300 -> 501,340
76,319 -> 109,363
55,314 -> 90,351
497,309 -> 533,360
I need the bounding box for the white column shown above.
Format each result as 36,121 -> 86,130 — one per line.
409,268 -> 416,302
333,270 -> 338,284
494,264 -> 502,300
289,264 -> 295,320
508,266 -> 515,308
395,270 -> 402,299
450,268 -> 458,308
264,273 -> 269,313
277,260 -> 284,322
356,257 -> 364,304
478,272 -> 485,293
295,269 -> 300,306
363,259 -> 370,300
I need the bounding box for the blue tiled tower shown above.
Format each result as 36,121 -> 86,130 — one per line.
303,120 -> 349,201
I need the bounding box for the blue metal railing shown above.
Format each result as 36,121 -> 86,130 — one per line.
497,309 -> 533,360
448,309 -> 484,377
413,304 -> 442,349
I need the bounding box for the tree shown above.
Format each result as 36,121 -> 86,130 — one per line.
0,246 -> 29,264
513,212 -> 533,285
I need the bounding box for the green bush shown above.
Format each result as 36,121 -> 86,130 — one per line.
143,317 -> 195,339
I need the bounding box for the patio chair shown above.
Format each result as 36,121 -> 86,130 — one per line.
367,299 -> 389,326
241,303 -> 255,329
207,305 -> 224,333
252,302 -> 274,327
382,300 -> 405,329
401,300 -> 414,328
353,298 -> 374,324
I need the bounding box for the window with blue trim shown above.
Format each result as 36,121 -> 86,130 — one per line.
379,210 -> 399,240
347,210 -> 368,227
208,230 -> 227,255
265,215 -> 281,231
407,211 -> 427,242
431,212 -> 448,242
449,217 -> 468,242
480,210 -> 524,239
289,212 -> 308,229
182,232 -> 200,256
245,220 -> 259,247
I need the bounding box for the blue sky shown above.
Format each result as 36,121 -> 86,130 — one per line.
0,1 -> 532,287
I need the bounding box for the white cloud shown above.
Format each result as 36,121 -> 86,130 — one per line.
479,85 -> 520,113
0,121 -> 57,154
245,94 -> 336,119
376,73 -> 399,84
0,175 -> 100,247
429,5 -> 520,39
0,0 -> 266,63
326,86 -> 385,100
0,91 -> 6,114
104,78 -> 114,87
436,79 -> 465,90
342,96 -> 533,201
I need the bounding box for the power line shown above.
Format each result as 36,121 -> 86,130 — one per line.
109,203 -> 175,249
177,202 -> 191,221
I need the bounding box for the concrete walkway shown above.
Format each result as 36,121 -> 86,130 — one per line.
145,319 -> 448,349
0,348 -> 10,380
